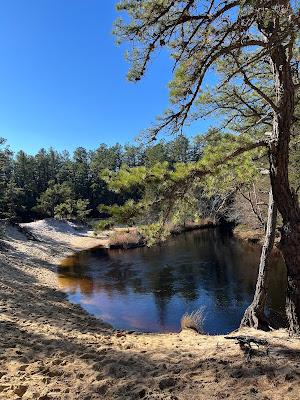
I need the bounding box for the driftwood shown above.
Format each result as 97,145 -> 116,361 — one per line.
225,336 -> 269,360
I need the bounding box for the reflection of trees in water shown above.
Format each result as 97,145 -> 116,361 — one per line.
58,252 -> 95,296
57,229 -> 286,323
176,264 -> 199,301
151,264 -> 175,326
210,239 -> 259,306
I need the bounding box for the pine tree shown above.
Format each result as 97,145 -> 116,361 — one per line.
115,0 -> 300,334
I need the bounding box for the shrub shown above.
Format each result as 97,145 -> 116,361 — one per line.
180,308 -> 206,333
109,229 -> 143,248
93,219 -> 112,232
54,199 -> 91,222
54,200 -> 74,220
75,199 -> 92,223
98,199 -> 140,226
138,223 -> 169,246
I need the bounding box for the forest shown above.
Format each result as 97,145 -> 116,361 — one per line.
0,133 -> 268,226
0,135 -> 202,222
1,134 -> 298,231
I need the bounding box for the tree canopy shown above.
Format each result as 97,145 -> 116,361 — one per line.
114,0 -> 300,335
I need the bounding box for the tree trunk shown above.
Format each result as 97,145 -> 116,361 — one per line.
240,188 -> 277,330
268,43 -> 300,336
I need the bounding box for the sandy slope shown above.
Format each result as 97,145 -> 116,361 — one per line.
0,219 -> 299,400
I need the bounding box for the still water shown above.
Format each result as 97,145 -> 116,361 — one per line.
57,228 -> 286,334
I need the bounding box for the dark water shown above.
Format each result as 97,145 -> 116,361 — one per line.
57,228 -> 286,334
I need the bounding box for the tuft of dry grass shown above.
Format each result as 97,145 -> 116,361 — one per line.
108,229 -> 143,249
181,308 -> 206,333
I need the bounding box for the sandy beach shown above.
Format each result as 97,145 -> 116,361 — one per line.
0,219 -> 299,400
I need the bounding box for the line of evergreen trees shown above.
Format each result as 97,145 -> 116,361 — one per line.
0,135 -> 204,222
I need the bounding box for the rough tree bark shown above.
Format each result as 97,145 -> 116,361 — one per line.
269,43 -> 300,336
240,188 -> 277,330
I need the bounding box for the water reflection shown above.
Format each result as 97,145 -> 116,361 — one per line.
57,228 -> 286,334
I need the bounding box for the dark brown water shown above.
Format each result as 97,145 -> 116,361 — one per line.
57,228 -> 286,334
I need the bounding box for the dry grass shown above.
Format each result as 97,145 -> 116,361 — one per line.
233,225 -> 264,244
108,229 -> 143,249
169,219 -> 216,235
181,308 -> 206,333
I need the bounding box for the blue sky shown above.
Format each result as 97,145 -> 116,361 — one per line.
0,0 -> 212,154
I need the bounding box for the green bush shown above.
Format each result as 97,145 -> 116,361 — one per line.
93,219 -> 112,232
138,223 -> 169,246
54,198 -> 91,222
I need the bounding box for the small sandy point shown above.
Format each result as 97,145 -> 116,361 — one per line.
0,219 -> 299,400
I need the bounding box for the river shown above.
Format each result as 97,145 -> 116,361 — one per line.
57,228 -> 286,334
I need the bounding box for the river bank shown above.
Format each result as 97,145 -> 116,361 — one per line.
0,219 -> 299,399
93,219 -> 218,249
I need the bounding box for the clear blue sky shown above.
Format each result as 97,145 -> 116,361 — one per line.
0,0 -> 212,154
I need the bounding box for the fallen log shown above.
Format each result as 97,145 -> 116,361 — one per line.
225,336 -> 269,360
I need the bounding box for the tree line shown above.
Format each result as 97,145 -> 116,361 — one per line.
0,135 -> 208,222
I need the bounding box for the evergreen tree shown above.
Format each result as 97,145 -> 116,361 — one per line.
114,0 -> 300,334
71,147 -> 91,199
35,181 -> 74,217
13,150 -> 38,218
122,144 -> 144,167
144,142 -> 168,167
167,135 -> 190,164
